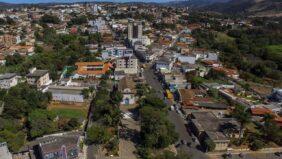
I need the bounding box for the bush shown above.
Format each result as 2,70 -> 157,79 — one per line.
250,139 -> 265,151
203,138 -> 215,152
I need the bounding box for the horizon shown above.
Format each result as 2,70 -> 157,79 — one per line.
0,0 -> 180,4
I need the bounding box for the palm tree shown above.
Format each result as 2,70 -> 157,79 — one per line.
232,105 -> 251,143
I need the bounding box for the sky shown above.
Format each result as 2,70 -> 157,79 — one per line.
2,0 -> 175,4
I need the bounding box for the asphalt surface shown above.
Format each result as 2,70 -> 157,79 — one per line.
143,64 -> 209,159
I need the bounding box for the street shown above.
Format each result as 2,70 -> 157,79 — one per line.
143,64 -> 209,159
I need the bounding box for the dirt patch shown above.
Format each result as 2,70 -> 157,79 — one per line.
48,101 -> 89,111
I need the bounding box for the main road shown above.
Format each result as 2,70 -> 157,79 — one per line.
143,63 -> 208,159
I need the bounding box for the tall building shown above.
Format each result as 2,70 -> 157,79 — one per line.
115,56 -> 138,74
127,20 -> 142,40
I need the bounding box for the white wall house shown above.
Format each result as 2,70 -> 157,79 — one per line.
0,73 -> 18,89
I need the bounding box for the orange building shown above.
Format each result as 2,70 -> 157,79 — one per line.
75,62 -> 111,78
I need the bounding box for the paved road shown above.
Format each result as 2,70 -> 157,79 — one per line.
143,65 -> 208,159
209,152 -> 282,159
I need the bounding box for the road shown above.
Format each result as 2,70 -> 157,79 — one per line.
143,64 -> 208,159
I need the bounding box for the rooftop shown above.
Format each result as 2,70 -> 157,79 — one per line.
27,70 -> 48,78
0,73 -> 17,80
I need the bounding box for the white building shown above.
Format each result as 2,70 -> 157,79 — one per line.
118,76 -> 136,105
0,142 -> 12,159
101,46 -> 133,60
26,68 -> 52,87
47,86 -> 88,103
0,73 -> 18,89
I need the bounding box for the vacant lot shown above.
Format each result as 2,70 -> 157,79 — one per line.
48,102 -> 89,119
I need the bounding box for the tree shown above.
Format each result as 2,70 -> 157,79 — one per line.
110,88 -> 123,105
40,14 -> 60,24
191,77 -> 204,88
203,138 -> 215,152
5,53 -> 24,66
250,139 -> 265,151
68,15 -> 88,26
262,114 -> 282,145
64,118 -> 80,131
28,109 -> 57,139
86,125 -> 112,145
207,88 -> 219,99
81,88 -> 90,99
232,105 -> 251,143
140,106 -> 178,149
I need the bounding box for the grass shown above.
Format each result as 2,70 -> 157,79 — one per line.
214,32 -> 234,43
49,108 -> 87,119
266,45 -> 282,62
266,44 -> 282,55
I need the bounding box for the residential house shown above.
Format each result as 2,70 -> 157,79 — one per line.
155,57 -> 173,73
118,76 -> 137,105
213,67 -> 239,80
0,142 -> 12,159
74,62 -> 111,78
7,45 -> 34,56
0,54 -> 6,65
269,88 -> 282,103
189,112 -> 240,151
163,73 -> 189,92
0,73 -> 18,89
178,89 -> 228,110
0,34 -> 21,47
47,86 -> 89,103
26,68 -> 52,87
115,56 -> 138,74
38,136 -> 80,159
177,55 -> 196,64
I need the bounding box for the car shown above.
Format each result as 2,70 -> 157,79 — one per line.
186,142 -> 191,147
227,153 -> 232,158
274,152 -> 281,156
170,105 -> 175,111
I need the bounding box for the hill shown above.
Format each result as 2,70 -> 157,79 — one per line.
165,0 -> 231,7
203,0 -> 282,17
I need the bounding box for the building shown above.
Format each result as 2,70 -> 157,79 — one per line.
38,136 -> 80,159
155,57 -> 173,73
88,17 -> 109,34
74,61 -> 111,78
0,73 -> 18,89
118,76 -> 137,105
269,88 -> 282,103
115,56 -> 138,74
189,112 -> 240,151
0,34 -> 21,47
162,73 -> 189,92
177,55 -> 196,64
101,47 -> 133,60
0,54 -> 6,65
128,20 -> 142,40
47,86 -> 88,103
27,68 -> 52,87
0,142 -> 12,159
